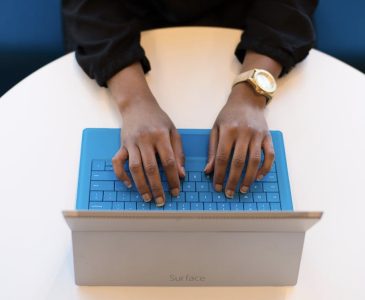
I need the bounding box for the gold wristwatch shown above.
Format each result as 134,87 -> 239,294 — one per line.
232,69 -> 277,105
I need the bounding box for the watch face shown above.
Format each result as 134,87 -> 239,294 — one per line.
254,70 -> 276,93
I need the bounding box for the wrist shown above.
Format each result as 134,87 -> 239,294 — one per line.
230,82 -> 267,109
107,62 -> 158,115
117,93 -> 159,116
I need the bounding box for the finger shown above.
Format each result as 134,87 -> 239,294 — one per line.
112,146 -> 132,187
170,129 -> 186,178
213,131 -> 234,192
225,138 -> 249,198
257,134 -> 275,180
139,145 -> 166,206
156,139 -> 180,197
240,135 -> 262,193
205,125 -> 219,174
128,145 -> 152,202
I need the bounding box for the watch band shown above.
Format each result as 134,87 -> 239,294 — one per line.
231,69 -> 276,105
231,70 -> 255,89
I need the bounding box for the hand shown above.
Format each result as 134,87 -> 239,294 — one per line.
204,82 -> 275,198
107,63 -> 185,206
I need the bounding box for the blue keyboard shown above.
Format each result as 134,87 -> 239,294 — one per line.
88,158 -> 282,211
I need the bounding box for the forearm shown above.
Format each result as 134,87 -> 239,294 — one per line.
107,62 -> 157,115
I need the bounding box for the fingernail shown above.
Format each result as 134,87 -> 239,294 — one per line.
240,186 -> 249,194
215,184 -> 223,192
155,197 -> 165,207
204,163 -> 208,172
142,193 -> 151,202
123,180 -> 132,188
225,189 -> 235,198
181,166 -> 186,177
257,175 -> 264,181
171,188 -> 180,196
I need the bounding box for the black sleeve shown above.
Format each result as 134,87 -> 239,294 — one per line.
62,0 -> 150,87
235,0 -> 319,76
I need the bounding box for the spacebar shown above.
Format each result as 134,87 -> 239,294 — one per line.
184,157 -> 207,171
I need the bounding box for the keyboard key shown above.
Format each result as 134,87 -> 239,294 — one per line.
90,181 -> 114,191
199,192 -> 212,202
225,193 -> 240,202
240,193 -> 253,202
196,182 -> 209,192
212,192 -> 226,202
172,192 -> 185,202
91,171 -> 118,181
267,193 -> 280,202
209,182 -> 215,192
137,202 -> 150,210
90,191 -> 103,201
105,166 -> 114,171
117,192 -> 131,201
164,192 -> 172,202
131,192 -> 143,202
151,203 -> 164,210
103,191 -> 116,201
244,203 -> 257,211
123,161 -> 129,170
263,183 -> 279,192
191,202 -> 204,211
89,202 -> 112,210
164,203 -> 177,211
217,203 -> 231,211
249,183 -> 263,192
204,203 -> 217,211
92,160 -> 105,171
105,160 -> 113,167
270,203 -> 281,211
184,159 -> 206,171
257,203 -> 270,211
261,173 -> 277,182
130,182 -> 138,191
183,182 -> 196,192
202,173 -> 213,182
112,202 -> 124,210
253,193 -> 266,202
125,202 -> 137,210
161,182 -> 170,192
186,192 -> 199,202
178,203 -> 191,211
115,181 -> 129,191
231,203 -> 244,211
270,162 -> 276,173
189,172 -> 202,182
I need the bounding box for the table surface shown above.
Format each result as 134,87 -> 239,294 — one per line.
1,27 -> 365,300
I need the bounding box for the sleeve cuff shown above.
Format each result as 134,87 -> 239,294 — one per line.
87,46 -> 151,87
235,36 -> 297,77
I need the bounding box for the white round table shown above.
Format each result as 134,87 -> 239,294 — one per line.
1,27 -> 364,300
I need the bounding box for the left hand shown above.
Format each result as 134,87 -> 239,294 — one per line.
204,82 -> 275,198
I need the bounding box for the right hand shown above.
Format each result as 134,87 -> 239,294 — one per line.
108,63 -> 185,207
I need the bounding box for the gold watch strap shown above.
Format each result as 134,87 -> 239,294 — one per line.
231,70 -> 255,89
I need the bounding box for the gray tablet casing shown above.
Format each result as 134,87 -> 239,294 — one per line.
63,211 -> 322,286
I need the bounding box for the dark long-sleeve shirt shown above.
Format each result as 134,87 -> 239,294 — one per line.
62,0 -> 318,87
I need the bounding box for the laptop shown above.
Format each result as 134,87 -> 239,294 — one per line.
63,128 -> 322,286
